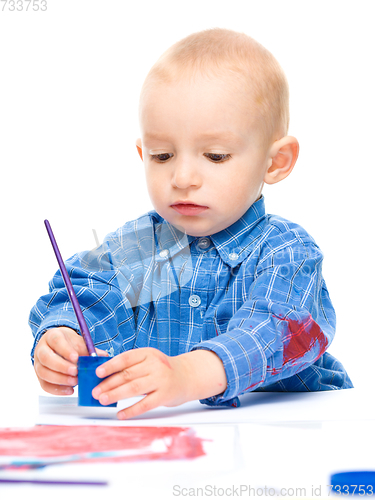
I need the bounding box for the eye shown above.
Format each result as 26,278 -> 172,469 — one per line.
204,153 -> 232,163
150,153 -> 173,163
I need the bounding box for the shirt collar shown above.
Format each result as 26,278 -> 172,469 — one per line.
209,196 -> 267,267
150,195 -> 267,267
151,213 -> 192,263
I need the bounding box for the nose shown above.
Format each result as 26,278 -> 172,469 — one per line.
171,158 -> 202,190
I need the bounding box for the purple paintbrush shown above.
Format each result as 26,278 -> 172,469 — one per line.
0,478 -> 108,486
44,220 -> 97,357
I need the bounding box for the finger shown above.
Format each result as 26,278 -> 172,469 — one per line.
44,329 -> 83,363
34,360 -> 78,387
117,392 -> 161,420
37,377 -> 75,396
95,348 -> 110,357
95,349 -> 147,378
96,375 -> 152,406
68,335 -> 98,357
65,334 -> 93,358
36,343 -> 78,377
92,361 -> 148,399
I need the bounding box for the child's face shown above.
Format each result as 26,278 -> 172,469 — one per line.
137,76 -> 272,237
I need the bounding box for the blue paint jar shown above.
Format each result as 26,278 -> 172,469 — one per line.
78,356 -> 117,407
330,471 -> 375,495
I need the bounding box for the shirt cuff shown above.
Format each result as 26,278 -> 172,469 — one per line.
191,328 -> 267,404
199,396 -> 241,408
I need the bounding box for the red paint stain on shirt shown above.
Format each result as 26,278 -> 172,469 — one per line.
281,316 -> 328,365
0,426 -> 206,464
243,382 -> 258,391
269,367 -> 280,376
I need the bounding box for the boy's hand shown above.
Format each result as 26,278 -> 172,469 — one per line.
33,327 -> 108,395
92,348 -> 227,419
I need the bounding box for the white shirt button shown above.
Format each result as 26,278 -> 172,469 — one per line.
197,237 -> 211,249
188,294 -> 201,307
228,252 -> 238,261
159,249 -> 169,258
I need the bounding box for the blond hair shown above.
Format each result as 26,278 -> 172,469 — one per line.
139,28 -> 290,147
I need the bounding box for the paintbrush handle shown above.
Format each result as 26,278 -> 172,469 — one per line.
0,478 -> 107,486
44,220 -> 97,356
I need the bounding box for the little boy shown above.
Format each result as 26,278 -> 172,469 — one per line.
29,28 -> 353,419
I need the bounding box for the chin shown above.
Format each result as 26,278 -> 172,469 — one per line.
169,221 -> 209,237
185,230 -> 209,237
179,223 -> 217,238
160,208 -> 222,237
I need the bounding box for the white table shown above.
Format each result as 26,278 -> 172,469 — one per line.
1,388 -> 374,499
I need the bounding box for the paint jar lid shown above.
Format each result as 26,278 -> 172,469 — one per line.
330,471 -> 375,495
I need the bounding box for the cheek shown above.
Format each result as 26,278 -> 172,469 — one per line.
237,165 -> 264,191
145,169 -> 171,209
145,168 -> 163,192
215,168 -> 262,207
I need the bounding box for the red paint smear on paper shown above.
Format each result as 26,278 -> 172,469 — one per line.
0,426 -> 206,464
278,315 -> 328,365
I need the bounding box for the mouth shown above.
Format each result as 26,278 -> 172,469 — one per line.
170,202 -> 209,216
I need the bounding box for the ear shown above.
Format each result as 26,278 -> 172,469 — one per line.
264,136 -> 299,185
135,138 -> 143,161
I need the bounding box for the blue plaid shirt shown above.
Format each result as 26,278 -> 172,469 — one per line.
29,196 -> 352,407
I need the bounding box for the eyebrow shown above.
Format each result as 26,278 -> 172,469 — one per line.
143,131 -> 243,144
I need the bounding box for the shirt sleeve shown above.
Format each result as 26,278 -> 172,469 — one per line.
192,235 -> 336,405
28,231 -> 140,363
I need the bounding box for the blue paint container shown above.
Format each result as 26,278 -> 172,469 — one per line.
78,356 -> 117,407
330,471 -> 375,495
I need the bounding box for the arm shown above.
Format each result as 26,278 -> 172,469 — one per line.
194,238 -> 336,405
91,348 -> 227,419
29,228 -> 141,362
92,237 -> 333,417
29,229 -> 140,393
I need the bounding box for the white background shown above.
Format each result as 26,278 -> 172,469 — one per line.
0,0 -> 374,413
